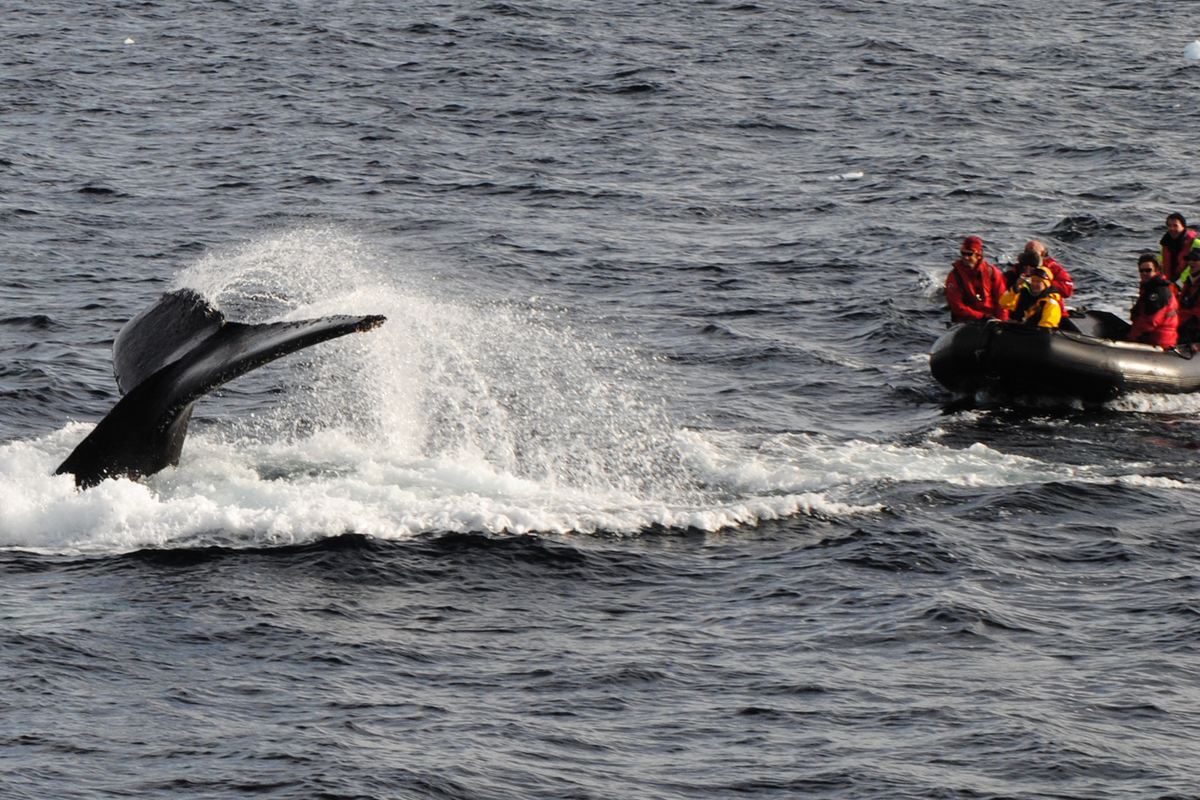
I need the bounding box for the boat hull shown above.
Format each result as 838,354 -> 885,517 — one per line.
930,318 -> 1200,402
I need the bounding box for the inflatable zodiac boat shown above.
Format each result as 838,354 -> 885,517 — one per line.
930,311 -> 1200,402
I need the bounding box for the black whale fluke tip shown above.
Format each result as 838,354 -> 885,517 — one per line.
56,290 -> 388,489
358,314 -> 387,332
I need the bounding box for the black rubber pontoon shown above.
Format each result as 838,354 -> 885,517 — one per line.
930,311 -> 1200,402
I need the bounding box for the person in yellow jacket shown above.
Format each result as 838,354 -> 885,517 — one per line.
999,265 -> 1063,328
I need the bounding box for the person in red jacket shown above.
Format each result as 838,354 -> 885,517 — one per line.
1159,212 -> 1198,285
944,235 -> 1009,323
1023,239 -> 1075,300
1129,253 -> 1179,348
1176,249 -> 1200,344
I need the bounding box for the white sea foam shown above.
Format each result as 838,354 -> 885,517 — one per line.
0,414 -> 1176,554
1107,391 -> 1200,415
0,423 -> 873,554
683,432 -> 1074,490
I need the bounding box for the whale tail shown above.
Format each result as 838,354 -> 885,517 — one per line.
55,289 -> 385,489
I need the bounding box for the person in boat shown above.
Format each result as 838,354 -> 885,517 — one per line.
1000,251 -> 1040,316
1129,253 -> 1179,348
1159,212 -> 1198,285
945,235 -> 1008,323
999,265 -> 1063,329
1023,239 -> 1075,300
1176,249 -> 1200,345
1002,250 -> 1038,290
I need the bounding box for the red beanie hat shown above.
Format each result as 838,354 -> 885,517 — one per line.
961,235 -> 984,253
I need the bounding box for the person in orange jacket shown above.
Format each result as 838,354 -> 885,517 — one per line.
944,236 -> 1009,323
1000,251 -> 1041,318
1000,266 -> 1063,329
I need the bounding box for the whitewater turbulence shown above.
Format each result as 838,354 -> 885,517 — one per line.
2,229 -> 873,552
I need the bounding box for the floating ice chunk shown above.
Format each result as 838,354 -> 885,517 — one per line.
1185,40 -> 1200,61
828,170 -> 865,181
124,37 -> 135,45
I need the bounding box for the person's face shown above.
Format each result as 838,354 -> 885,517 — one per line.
1167,218 -> 1185,237
960,247 -> 982,266
1139,261 -> 1157,284
1029,274 -> 1049,292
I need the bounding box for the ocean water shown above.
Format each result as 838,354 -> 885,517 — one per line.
3,1 -> 1200,798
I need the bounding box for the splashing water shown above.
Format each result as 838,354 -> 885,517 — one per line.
2,228 -> 872,552
177,227 -> 697,500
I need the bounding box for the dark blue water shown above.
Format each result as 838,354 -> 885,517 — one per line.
4,2 -> 1200,797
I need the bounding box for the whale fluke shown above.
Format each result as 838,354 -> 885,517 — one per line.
56,289 -> 385,488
